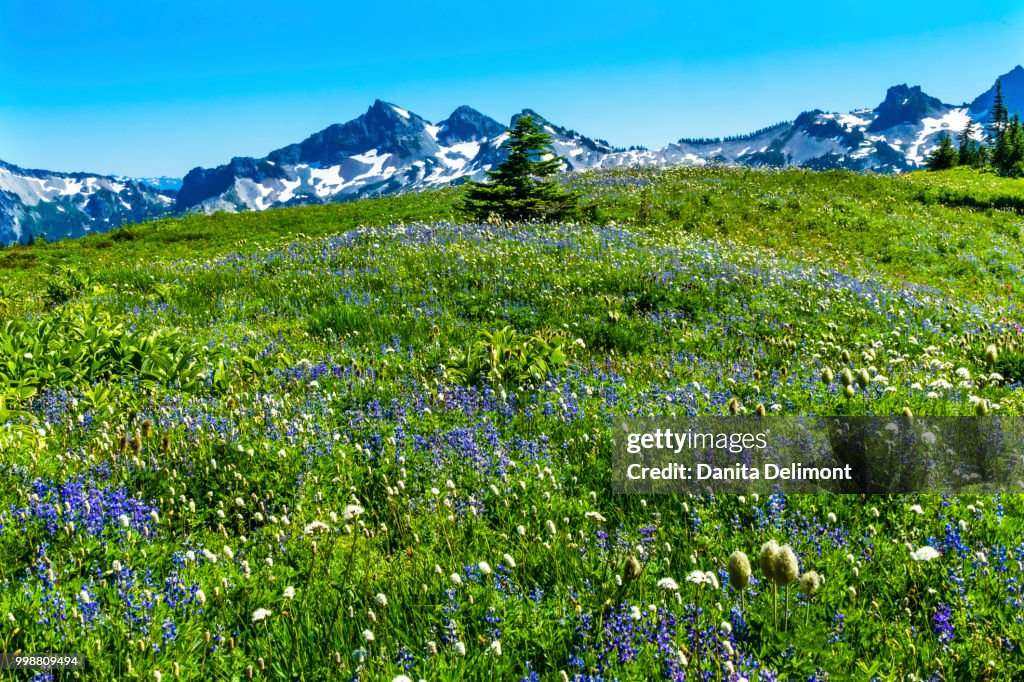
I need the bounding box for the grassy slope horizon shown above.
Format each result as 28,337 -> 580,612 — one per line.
1,165 -> 1024,680
3,166 -> 1024,309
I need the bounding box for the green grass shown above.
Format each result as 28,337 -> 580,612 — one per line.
0,166 -> 1022,681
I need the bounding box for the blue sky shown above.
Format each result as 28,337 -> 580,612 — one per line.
1,0 -> 1022,177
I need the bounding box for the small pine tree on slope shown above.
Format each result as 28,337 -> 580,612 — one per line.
987,79 -> 1009,147
926,132 -> 959,171
1001,115 -> 1024,177
461,115 -> 579,223
957,120 -> 984,167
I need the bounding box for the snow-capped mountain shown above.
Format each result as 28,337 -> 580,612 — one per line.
175,69 -> 1021,216
621,84 -> 975,174
0,160 -> 174,245
172,101 -> 640,214
174,100 -> 503,213
2,66 -> 1021,243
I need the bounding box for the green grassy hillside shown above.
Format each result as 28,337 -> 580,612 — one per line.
0,166 -> 1022,680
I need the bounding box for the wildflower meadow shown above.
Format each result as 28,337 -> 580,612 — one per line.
1,165 -> 1023,680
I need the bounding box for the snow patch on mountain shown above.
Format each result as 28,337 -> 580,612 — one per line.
905,108 -> 972,165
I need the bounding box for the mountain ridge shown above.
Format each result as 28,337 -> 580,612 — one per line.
2,66 -> 1022,245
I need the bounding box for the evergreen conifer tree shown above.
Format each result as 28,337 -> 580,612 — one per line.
461,115 -> 579,223
957,120 -> 982,167
1000,115 -> 1024,177
926,132 -> 958,171
988,79 -> 1009,145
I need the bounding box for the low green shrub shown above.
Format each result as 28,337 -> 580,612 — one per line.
446,325 -> 569,388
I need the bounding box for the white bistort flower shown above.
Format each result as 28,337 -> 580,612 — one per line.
658,577 -> 680,591
910,546 -> 941,562
686,570 -> 706,585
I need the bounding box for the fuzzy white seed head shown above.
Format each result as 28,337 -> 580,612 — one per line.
728,550 -> 751,590
799,570 -> 822,596
759,540 -> 780,582
771,545 -> 799,586
626,554 -> 643,581
985,344 -> 999,365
